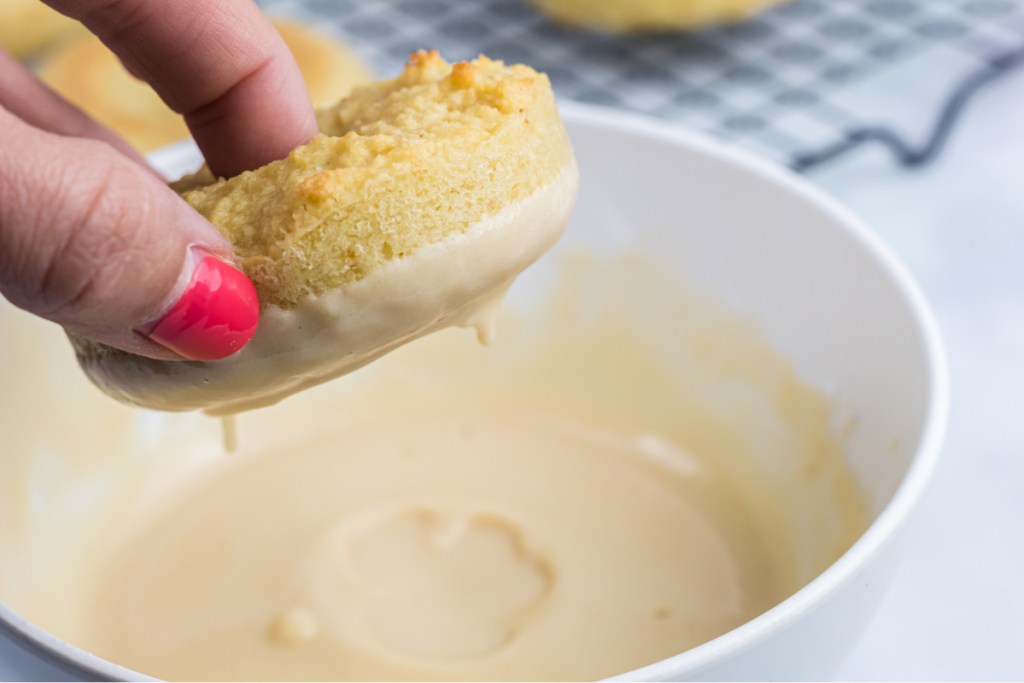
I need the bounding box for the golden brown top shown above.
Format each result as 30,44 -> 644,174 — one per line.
176,51 -> 573,308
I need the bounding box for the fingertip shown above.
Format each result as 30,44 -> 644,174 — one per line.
141,253 -> 259,361
191,53 -> 319,178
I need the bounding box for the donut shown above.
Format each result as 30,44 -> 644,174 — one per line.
71,51 -> 579,415
274,20 -> 373,107
528,0 -> 789,32
0,0 -> 77,58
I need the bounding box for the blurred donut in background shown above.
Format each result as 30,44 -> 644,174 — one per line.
270,20 -> 373,107
0,0 -> 77,58
528,0 -> 789,32
38,19 -> 372,152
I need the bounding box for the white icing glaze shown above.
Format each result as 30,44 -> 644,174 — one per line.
79,162 -> 579,415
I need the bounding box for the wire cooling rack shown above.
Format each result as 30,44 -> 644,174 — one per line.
257,0 -> 1024,170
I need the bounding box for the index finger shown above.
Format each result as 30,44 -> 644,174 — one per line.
45,0 -> 318,178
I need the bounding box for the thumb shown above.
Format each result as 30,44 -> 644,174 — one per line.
0,108 -> 258,361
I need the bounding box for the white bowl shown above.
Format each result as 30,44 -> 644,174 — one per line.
0,104 -> 948,681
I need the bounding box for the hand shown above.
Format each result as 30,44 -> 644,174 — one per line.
0,0 -> 318,360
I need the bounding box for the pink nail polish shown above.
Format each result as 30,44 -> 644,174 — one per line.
144,256 -> 259,361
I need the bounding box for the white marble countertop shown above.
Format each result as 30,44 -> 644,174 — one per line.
812,64 -> 1024,681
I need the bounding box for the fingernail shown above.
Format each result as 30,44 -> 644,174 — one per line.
143,254 -> 259,361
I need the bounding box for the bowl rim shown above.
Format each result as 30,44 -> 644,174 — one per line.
0,102 -> 949,682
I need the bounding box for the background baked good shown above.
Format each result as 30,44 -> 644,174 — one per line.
0,0 -> 77,58
527,0 -> 789,32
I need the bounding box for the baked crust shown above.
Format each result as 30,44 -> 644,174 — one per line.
176,51 -> 572,308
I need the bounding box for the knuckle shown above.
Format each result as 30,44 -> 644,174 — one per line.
28,143 -> 153,325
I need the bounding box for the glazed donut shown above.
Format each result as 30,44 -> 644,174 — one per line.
72,52 -> 579,415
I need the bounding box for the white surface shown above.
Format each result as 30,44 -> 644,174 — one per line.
814,66 -> 1024,681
